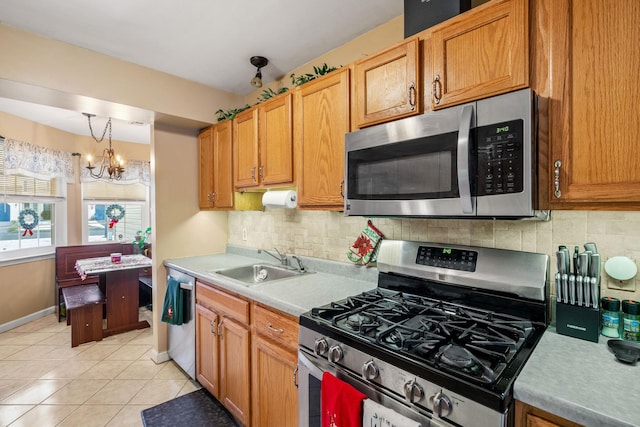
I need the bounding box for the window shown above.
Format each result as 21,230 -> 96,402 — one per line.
82,181 -> 149,244
0,138 -> 66,261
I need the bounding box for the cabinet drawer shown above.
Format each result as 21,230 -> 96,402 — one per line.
254,304 -> 299,350
196,281 -> 250,324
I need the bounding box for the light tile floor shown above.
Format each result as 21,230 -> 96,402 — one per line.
0,309 -> 199,426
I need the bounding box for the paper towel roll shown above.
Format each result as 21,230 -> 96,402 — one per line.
262,190 -> 297,209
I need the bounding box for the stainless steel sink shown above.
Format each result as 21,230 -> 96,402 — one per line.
214,264 -> 309,285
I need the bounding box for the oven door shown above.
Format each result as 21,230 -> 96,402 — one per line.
298,349 -> 450,427
344,102 -> 477,218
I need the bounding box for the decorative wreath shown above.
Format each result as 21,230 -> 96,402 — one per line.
105,204 -> 125,229
18,208 -> 39,236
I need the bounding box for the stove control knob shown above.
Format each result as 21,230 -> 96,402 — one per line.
314,338 -> 329,356
361,360 -> 379,381
403,379 -> 424,403
430,391 -> 453,418
327,345 -> 344,363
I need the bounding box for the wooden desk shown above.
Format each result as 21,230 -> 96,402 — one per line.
75,254 -> 152,337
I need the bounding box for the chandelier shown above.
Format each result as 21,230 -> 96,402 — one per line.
83,113 -> 124,181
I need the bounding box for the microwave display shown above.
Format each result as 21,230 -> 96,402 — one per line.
476,119 -> 524,196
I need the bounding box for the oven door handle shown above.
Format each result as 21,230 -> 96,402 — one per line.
298,350 -> 325,380
457,105 -> 474,215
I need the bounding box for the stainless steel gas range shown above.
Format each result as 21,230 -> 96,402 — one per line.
298,240 -> 550,427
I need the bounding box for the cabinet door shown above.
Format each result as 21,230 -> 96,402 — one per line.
234,109 -> 259,189
294,68 -> 350,210
219,317 -> 251,426
430,0 -> 528,108
515,400 -> 582,427
260,93 -> 294,186
547,0 -> 640,208
196,304 -> 219,398
198,127 -> 215,208
252,336 -> 298,427
212,120 -> 234,209
354,38 -> 420,128
105,269 -> 139,331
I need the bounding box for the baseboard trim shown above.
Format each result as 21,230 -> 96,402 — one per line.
0,306 -> 56,333
152,349 -> 171,364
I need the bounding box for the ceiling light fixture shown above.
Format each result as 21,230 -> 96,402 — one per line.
250,56 -> 269,88
83,112 -> 124,181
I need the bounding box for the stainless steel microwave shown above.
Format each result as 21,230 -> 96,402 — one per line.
344,88 -> 549,219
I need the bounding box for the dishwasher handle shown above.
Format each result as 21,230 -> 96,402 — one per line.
167,275 -> 194,291
179,282 -> 193,291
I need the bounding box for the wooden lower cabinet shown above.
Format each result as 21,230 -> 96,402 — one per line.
195,281 -> 251,425
252,304 -> 299,427
219,317 -> 251,425
194,282 -> 301,427
252,335 -> 298,427
196,303 -> 219,397
515,401 -> 583,427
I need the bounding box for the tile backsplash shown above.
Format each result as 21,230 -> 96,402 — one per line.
228,209 -> 640,302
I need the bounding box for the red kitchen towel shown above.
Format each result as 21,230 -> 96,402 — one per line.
322,372 -> 367,427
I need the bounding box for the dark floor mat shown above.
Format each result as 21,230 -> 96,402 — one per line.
141,389 -> 239,427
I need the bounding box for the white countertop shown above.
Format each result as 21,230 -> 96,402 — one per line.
514,327 -> 640,427
163,247 -> 378,316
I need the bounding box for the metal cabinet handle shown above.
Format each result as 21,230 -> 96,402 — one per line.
217,318 -> 224,338
267,323 -> 284,334
432,75 -> 442,105
251,166 -> 257,183
408,82 -> 416,111
554,160 -> 562,198
293,365 -> 299,388
259,165 -> 265,181
339,180 -> 344,199
211,192 -> 216,206
210,318 -> 217,336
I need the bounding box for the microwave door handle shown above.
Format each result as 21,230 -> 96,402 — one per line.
457,105 -> 474,214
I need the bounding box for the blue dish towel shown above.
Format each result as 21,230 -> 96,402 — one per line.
161,277 -> 184,325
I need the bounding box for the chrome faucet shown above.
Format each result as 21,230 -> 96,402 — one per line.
258,248 -> 288,266
290,255 -> 306,272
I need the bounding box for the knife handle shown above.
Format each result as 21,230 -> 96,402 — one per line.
591,277 -> 599,309
583,275 -> 591,308
570,275 -> 577,305
576,275 -> 583,306
555,273 -> 562,303
562,274 -> 569,304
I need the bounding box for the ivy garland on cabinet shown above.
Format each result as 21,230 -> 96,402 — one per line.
215,63 -> 340,122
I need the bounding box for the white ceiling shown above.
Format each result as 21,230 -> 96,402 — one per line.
0,1 -> 403,143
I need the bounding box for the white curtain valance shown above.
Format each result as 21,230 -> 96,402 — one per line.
79,158 -> 151,186
3,138 -> 74,182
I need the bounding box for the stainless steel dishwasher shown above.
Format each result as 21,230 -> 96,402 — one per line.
166,268 -> 195,380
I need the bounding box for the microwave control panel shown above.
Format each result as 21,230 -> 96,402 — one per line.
476,119 -> 524,196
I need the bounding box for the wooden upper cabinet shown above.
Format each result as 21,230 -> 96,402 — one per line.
427,0 -> 528,109
198,127 -> 215,208
211,120 -> 234,209
294,68 -> 350,210
233,93 -> 294,190
259,93 -> 294,186
234,109 -> 259,188
198,122 -> 234,210
546,0 -> 640,208
354,38 -> 420,128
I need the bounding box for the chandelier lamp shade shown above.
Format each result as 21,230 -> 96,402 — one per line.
83,113 -> 124,181
250,56 -> 269,88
